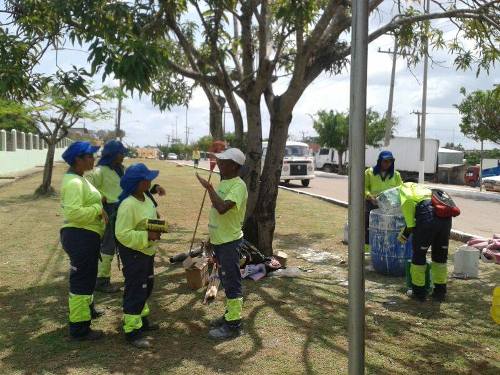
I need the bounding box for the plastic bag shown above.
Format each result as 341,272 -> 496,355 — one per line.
376,187 -> 402,214
269,267 -> 302,278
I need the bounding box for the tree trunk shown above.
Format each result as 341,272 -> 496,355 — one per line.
246,109 -> 292,255
36,140 -> 57,195
242,99 -> 263,245
224,90 -> 245,150
338,150 -> 344,173
209,95 -> 225,140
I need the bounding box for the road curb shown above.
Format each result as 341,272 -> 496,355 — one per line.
174,161 -> 474,243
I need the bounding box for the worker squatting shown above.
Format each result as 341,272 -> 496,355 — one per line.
59,140 -> 247,348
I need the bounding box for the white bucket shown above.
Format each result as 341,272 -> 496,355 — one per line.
453,246 -> 480,279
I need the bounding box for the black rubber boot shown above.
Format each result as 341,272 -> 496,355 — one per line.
140,317 -> 159,332
432,283 -> 447,302
90,302 -> 104,319
71,329 -> 104,341
208,320 -> 242,340
411,285 -> 427,302
209,315 -> 227,328
126,330 -> 151,349
95,277 -> 121,293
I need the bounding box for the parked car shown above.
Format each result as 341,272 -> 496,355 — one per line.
167,153 -> 178,160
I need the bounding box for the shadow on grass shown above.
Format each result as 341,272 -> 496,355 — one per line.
274,232 -> 330,249
0,193 -> 41,206
1,257 -> 498,374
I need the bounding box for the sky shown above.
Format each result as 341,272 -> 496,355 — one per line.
24,2 -> 500,150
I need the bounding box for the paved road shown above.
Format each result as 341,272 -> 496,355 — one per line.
177,160 -> 499,238
285,174 -> 499,238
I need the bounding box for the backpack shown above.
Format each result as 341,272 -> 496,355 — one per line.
431,189 -> 460,218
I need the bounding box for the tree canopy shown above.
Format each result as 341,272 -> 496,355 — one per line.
455,86 -> 500,144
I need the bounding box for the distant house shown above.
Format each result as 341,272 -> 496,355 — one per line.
68,127 -> 89,138
136,147 -> 160,159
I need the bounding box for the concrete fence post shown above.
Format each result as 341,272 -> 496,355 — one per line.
20,132 -> 26,149
11,129 -> 17,151
0,130 -> 6,151
33,134 -> 39,149
27,133 -> 33,150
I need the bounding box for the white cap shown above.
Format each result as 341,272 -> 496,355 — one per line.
214,148 -> 246,165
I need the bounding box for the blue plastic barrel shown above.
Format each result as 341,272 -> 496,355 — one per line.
369,209 -> 412,276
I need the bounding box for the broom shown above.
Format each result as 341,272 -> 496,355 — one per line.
187,159 -> 216,258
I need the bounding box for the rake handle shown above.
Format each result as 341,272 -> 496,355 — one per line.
189,170 -> 213,255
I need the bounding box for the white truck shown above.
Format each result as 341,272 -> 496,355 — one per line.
315,136 -> 440,179
262,141 -> 315,186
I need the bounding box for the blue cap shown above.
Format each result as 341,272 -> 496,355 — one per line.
97,140 -> 128,167
378,151 -> 395,160
119,163 -> 159,202
62,141 -> 100,165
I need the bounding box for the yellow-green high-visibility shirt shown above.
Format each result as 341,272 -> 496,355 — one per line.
115,194 -> 158,256
86,165 -> 122,203
399,183 -> 432,228
208,177 -> 248,245
193,150 -> 201,160
61,173 -> 105,237
365,167 -> 403,198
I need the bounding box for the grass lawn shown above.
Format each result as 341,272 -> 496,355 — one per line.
0,160 -> 498,375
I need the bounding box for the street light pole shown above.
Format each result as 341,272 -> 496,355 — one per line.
348,0 -> 368,374
419,0 -> 430,184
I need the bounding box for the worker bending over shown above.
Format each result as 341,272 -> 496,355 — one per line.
365,151 -> 403,252
396,183 -> 454,302
196,148 -> 248,340
115,164 -> 162,348
60,142 -> 105,340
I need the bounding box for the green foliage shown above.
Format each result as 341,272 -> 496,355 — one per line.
0,100 -> 35,132
314,108 -> 391,151
444,142 -> 465,151
313,110 -> 349,154
365,108 -> 394,147
196,135 -> 213,151
455,86 -> 500,144
224,131 -> 247,150
464,148 -> 500,166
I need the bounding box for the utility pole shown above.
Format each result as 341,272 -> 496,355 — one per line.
419,0 -> 430,184
185,127 -> 192,145
348,0 -> 368,373
411,110 -> 423,138
300,130 -> 307,142
185,105 -> 189,145
175,116 -> 178,141
378,36 -> 403,146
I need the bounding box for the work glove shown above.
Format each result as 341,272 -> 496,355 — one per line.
398,227 -> 412,244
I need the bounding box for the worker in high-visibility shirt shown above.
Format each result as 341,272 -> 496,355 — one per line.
87,140 -> 127,293
192,147 -> 201,168
196,148 -> 248,340
396,183 -> 452,302
60,141 -> 106,340
115,163 -> 162,349
87,140 -> 166,293
364,151 -> 403,252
